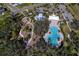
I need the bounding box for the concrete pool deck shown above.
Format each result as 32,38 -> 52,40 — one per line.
43,14 -> 64,47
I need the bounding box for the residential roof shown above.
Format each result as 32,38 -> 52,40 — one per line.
38,13 -> 43,17
0,7 -> 5,14
35,13 -> 45,21
48,14 -> 59,21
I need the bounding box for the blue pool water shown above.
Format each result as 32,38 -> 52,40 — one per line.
48,26 -> 61,47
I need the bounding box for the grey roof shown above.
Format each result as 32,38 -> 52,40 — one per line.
0,7 -> 5,14
35,13 -> 45,21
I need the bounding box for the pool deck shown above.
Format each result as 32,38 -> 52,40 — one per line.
43,14 -> 64,47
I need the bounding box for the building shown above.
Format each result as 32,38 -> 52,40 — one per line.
34,13 -> 45,21
48,14 -> 60,28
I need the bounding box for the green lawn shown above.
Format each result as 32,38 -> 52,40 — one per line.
67,4 -> 79,21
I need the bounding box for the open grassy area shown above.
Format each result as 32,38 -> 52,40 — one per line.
67,4 -> 79,21
61,23 -> 70,36
66,4 -> 79,32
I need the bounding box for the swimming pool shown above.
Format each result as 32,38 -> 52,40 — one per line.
47,26 -> 61,47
